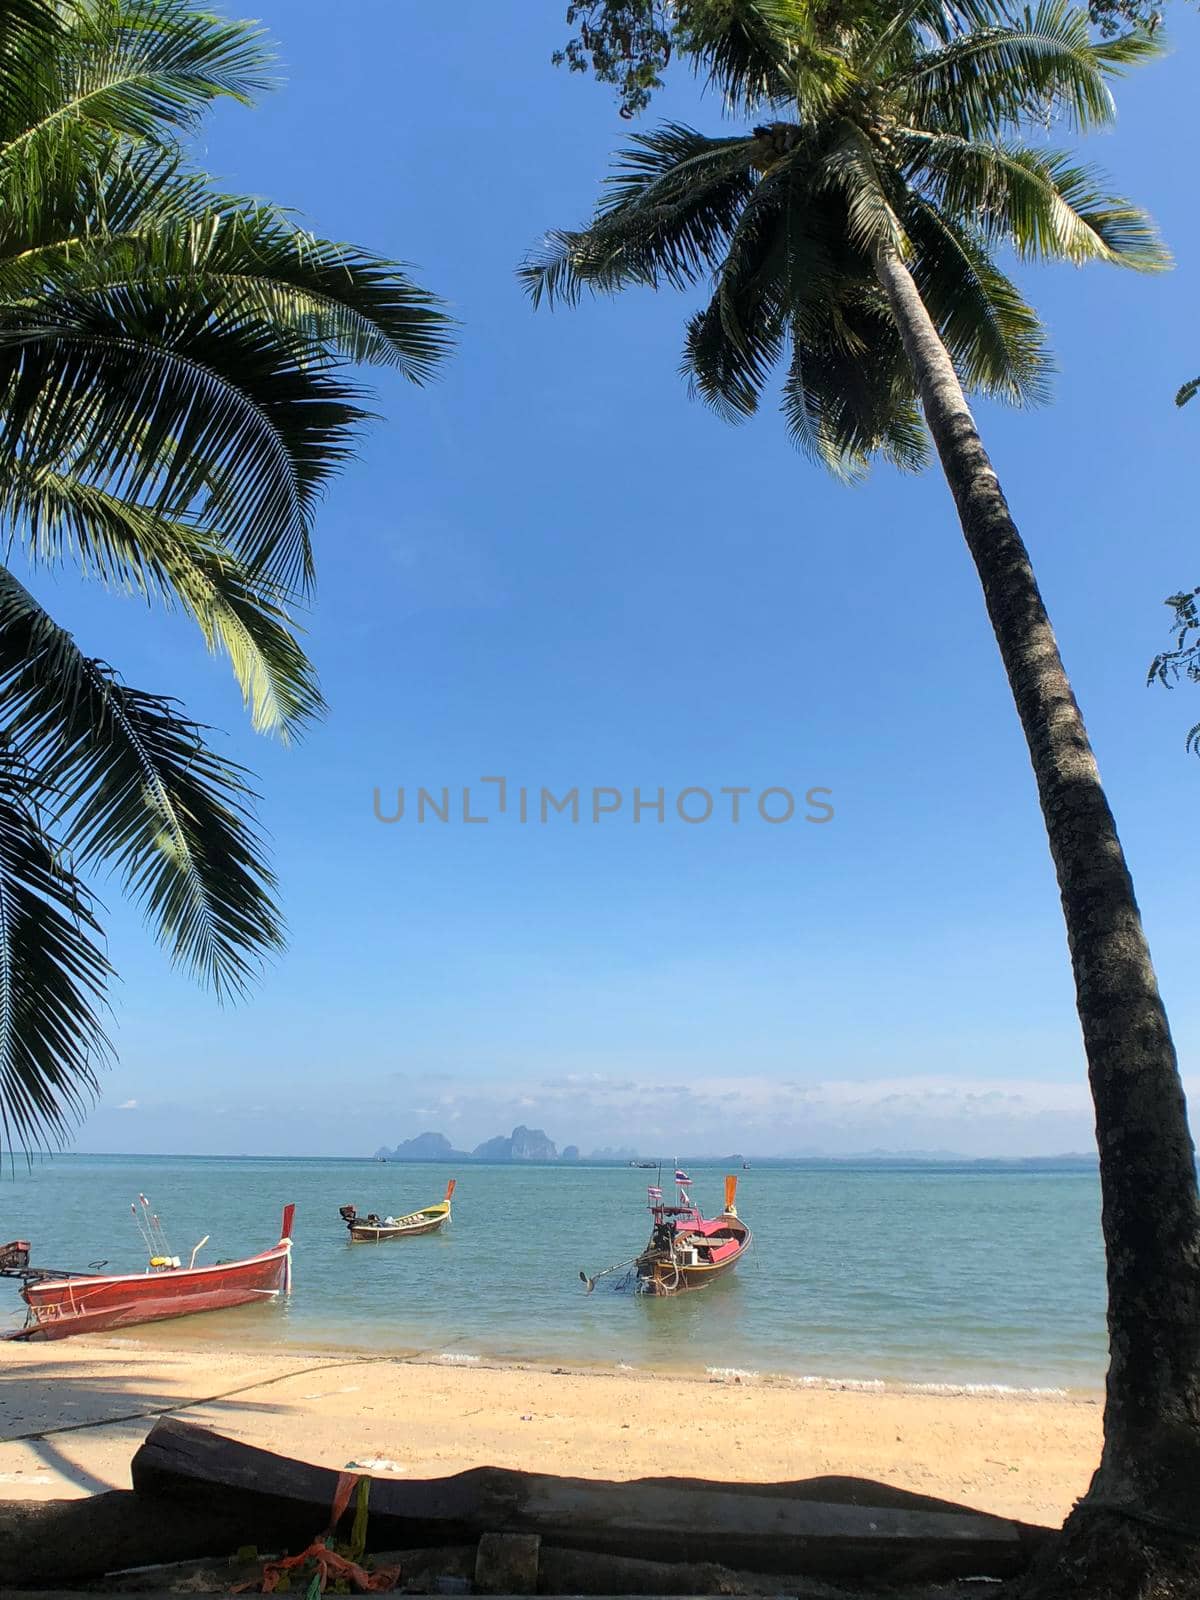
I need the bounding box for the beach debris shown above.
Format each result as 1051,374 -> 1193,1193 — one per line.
232,1536 -> 402,1594
233,1477 -> 401,1594
346,1458 -> 406,1474
350,1477 -> 371,1560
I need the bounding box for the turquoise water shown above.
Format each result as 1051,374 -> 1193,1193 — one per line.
0,1155 -> 1107,1391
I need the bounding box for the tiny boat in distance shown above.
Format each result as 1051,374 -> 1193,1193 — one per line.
581,1173 -> 751,1295
340,1179 -> 456,1241
1,1201 -> 295,1341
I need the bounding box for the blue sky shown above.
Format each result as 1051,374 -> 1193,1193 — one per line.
41,1 -> 1200,1159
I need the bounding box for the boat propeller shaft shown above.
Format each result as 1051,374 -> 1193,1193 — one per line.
579,1255 -> 641,1293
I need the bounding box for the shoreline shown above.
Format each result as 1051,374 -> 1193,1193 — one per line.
1,1297 -> 1103,1399
4,1311 -> 1099,1400
2,1324 -> 1106,1397
1,1331 -> 1101,1526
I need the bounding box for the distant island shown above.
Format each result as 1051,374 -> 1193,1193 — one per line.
370,1129 -> 1100,1167
374,1125 -> 561,1163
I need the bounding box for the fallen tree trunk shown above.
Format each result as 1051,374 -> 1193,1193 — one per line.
538,1544 -> 808,1595
0,1491 -> 280,1587
129,1418 -> 1046,1581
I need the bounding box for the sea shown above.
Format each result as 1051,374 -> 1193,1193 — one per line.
0,1154 -> 1107,1393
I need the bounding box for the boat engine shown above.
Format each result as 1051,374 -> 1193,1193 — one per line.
339,1204 -> 357,1225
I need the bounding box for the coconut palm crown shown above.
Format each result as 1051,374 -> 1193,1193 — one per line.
0,1 -> 450,1152
525,0 -> 1164,477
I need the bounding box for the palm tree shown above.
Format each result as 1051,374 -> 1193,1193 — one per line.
0,2 -> 450,1153
525,0 -> 1199,1585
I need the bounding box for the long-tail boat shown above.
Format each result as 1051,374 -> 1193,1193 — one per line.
581,1172 -> 751,1296
1,1200 -> 295,1341
339,1178 -> 455,1241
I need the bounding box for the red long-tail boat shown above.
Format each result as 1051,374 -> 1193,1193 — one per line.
581,1173 -> 751,1296
0,1202 -> 295,1341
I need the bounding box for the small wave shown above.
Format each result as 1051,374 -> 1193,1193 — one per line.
792,1374 -> 886,1392
438,1351 -> 480,1365
706,1365 -> 760,1380
906,1380 -> 1068,1398
785,1373 -> 1066,1398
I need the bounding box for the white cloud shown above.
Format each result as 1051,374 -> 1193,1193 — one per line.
361,1070 -> 1123,1158
88,1070 -> 1200,1160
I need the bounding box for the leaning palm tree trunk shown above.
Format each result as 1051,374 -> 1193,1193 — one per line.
874,244 -> 1200,1537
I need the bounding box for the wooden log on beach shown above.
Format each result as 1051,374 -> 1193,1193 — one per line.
131,1418 -> 1048,1581
537,1545 -> 794,1594
474,1531 -> 541,1593
0,1491 -> 279,1587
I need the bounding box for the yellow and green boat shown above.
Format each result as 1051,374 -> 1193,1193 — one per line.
339,1179 -> 455,1241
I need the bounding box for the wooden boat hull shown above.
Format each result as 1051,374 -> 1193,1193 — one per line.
348,1209 -> 449,1241
12,1209 -> 294,1341
344,1181 -> 454,1242
636,1217 -> 751,1296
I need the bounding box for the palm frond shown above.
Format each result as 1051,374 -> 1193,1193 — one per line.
0,567 -> 284,997
144,533 -> 325,741
902,131 -> 1168,269
0,138 -> 212,258
4,465 -> 324,739
0,297 -> 372,594
681,157 -> 839,420
0,146 -> 451,597
1,191 -> 453,382
0,3 -> 273,290
521,126 -> 757,305
819,120 -> 908,257
682,0 -> 840,116
0,778 -> 111,1157
896,2 -> 1159,138
902,193 -> 1051,403
0,0 -> 270,157
781,305 -> 929,479
858,0 -> 1017,62
683,292 -> 786,421
0,0 -> 66,145
1177,377 -> 1199,408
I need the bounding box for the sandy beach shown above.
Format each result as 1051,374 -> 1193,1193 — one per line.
0,1337 -> 1100,1527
